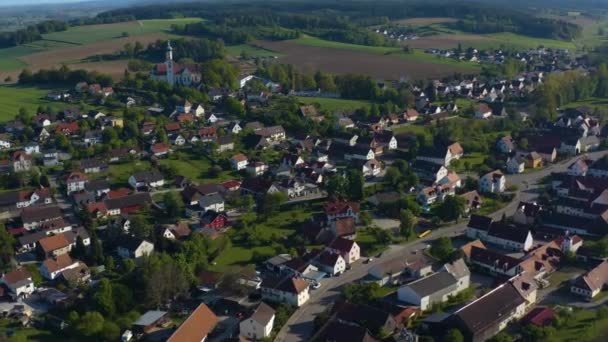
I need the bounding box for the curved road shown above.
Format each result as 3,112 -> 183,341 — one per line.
274,150 -> 608,342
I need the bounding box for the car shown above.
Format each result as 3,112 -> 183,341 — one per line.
364,257 -> 374,264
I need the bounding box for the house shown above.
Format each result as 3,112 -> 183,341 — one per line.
521,307 -> 556,327
198,193 -> 225,213
132,311 -> 169,335
0,134 -> 11,150
12,150 -> 32,172
254,125 -> 286,142
404,108 -> 419,121
117,238 -> 154,259
85,179 -> 111,198
513,202 -> 542,225
38,233 -> 71,258
507,156 -> 525,174
150,142 -> 170,157
369,259 -> 407,286
469,246 -> 522,277
354,159 -> 383,178
333,301 -> 397,337
260,276 -> 310,307
230,154 -> 248,171
416,142 -> 463,166
227,121 -> 242,134
24,142 -> 40,155
411,160 -> 449,183
568,157 -> 591,176
1,268 -> 35,299
247,161 -> 268,176
329,217 -> 357,239
497,136 -> 515,154
150,41 -> 202,87
397,259 -> 470,311
39,254 -> 81,280
162,222 -> 192,240
324,200 -> 360,223
570,260 -> 608,300
344,145 -> 375,161
526,152 -> 543,169
104,193 -> 151,216
485,223 -> 534,252
449,279 -> 533,342
0,188 -> 52,211
167,303 -> 217,342
240,302 -> 275,340
314,251 -> 346,276
316,321 -> 377,342
200,210 -> 228,230
181,183 -> 221,206
215,136 -> 234,152
66,172 -> 88,194
479,170 -> 506,193
128,170 -> 164,189
474,103 -> 493,119
21,206 -> 63,230
460,190 -> 482,213
79,158 -> 106,174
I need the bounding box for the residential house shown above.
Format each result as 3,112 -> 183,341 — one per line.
526,152 -> 543,169
513,202 -> 542,226
324,200 -> 360,223
230,154 -> 248,171
181,184 -> 221,206
411,160 -> 449,183
38,233 -> 71,258
397,259 -> 470,311
39,254 -> 81,280
24,142 -> 40,155
227,121 -> 242,135
240,302 -> 275,340
247,161 -> 268,176
198,193 -> 225,213
333,301 -> 397,337
316,321 -> 377,342
0,188 -> 52,211
0,134 -> 11,150
21,206 -> 62,230
479,170 -> 506,193
215,136 -> 234,152
460,190 -> 482,214
150,142 -> 170,158
1,268 -> 35,299
570,260 -> 608,300
260,276 -> 310,307
474,103 -> 493,119
104,193 -> 151,216
369,259 -> 407,286
128,170 -> 164,189
12,151 -> 32,172
200,210 -> 228,230
162,222 -> 192,240
117,238 -> 154,259
314,251 -> 346,276
568,157 -> 591,176
507,156 -> 525,174
79,158 -> 106,174
167,304 -> 217,342
416,142 -> 463,166
497,136 -> 515,154
469,246 -> 522,277
327,238 -> 360,264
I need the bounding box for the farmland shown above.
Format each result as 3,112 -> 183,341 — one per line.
0,85 -> 62,121
0,18 -> 202,76
256,35 -> 480,80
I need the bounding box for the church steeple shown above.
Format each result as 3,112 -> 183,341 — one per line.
166,40 -> 173,62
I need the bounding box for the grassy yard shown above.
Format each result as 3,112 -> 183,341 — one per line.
210,209 -> 313,271
552,308 -> 608,341
0,85 -> 71,122
391,123 -> 431,136
546,266 -> 584,287
476,195 -> 511,216
106,160 -> 151,186
451,152 -> 486,173
356,228 -> 390,257
296,96 -> 371,113
0,319 -> 66,342
159,152 -> 237,184
562,97 -> 608,112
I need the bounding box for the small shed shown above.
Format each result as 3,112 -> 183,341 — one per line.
132,310 -> 168,334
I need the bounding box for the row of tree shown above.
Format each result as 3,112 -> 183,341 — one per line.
0,20 -> 67,48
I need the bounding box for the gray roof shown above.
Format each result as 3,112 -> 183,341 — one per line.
134,310 -> 168,326
198,193 -> 224,207
251,302 -> 275,326
443,259 -> 470,280
403,271 -> 457,298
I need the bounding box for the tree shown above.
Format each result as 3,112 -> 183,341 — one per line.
342,282 -> 383,304
435,196 -> 465,222
326,174 -> 348,198
430,237 -> 454,262
443,329 -> 464,342
399,209 -> 415,239
89,232 -> 103,265
257,192 -> 288,217
75,311 -> 104,337
487,332 -> 514,342
346,169 -> 364,200
0,225 -> 16,271
131,215 -> 152,240
93,278 -> 115,316
70,235 -> 87,259
224,97 -> 245,117
163,191 -> 184,218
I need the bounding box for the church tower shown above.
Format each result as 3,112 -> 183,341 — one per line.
165,40 -> 175,86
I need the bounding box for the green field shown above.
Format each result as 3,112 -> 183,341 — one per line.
159,152 -> 237,184
0,85 -> 62,121
292,34 -> 481,70
479,32 -> 576,50
297,96 -> 371,113
562,97 -> 608,112
42,18 -> 202,45
226,44 -> 281,58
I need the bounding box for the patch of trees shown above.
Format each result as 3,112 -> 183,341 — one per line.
448,15 -> 581,40
0,20 -> 67,48
18,65 -> 113,86
142,38 -> 226,63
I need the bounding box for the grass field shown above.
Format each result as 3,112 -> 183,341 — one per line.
0,85 -> 65,121
479,32 -> 576,50
552,308 -> 608,341
159,152 -> 236,184
296,96 -> 371,113
562,97 -> 608,112
226,44 -> 281,58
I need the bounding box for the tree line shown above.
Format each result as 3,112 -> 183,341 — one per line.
0,20 -> 67,48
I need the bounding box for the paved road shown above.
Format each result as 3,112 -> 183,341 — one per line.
275,151 -> 608,342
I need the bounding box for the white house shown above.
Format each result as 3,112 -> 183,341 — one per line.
247,161 -> 268,176
240,302 -> 275,340
474,103 -> 493,119
149,41 -> 201,87
397,259 -> 470,311
479,170 -> 506,193
66,172 -> 87,195
0,135 -> 11,150
1,268 -> 35,299
261,276 -> 310,307
507,156 -> 525,174
327,238 -> 360,264
40,254 -> 81,280
128,170 -> 164,189
117,239 -> 154,259
199,193 -> 225,212
314,251 -> 346,276
24,142 -> 40,155
230,154 -> 248,171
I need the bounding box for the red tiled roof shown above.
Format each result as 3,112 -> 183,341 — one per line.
167,303 -> 217,342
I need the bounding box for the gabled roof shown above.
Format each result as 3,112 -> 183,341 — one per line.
39,234 -> 70,253
250,302 -> 275,326
167,303 -> 217,342
328,237 -> 357,253
42,254 -> 74,273
487,223 -> 531,244
318,321 -> 377,342
467,215 -> 493,231
21,206 -> 62,224
2,268 -> 32,286
470,246 -> 520,271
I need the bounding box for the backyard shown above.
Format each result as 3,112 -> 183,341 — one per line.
296,97 -> 371,113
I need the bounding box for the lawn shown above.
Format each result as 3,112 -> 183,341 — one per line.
451,152 -> 487,173
476,195 -> 512,216
0,319 -> 67,342
562,97 -> 608,112
158,152 -> 237,184
106,160 -> 151,186
391,123 -> 431,136
296,96 -> 371,113
547,266 -> 584,287
356,228 -> 390,256
41,18 -> 203,45
210,209 -> 312,271
552,308 -> 608,341
0,85 -> 70,122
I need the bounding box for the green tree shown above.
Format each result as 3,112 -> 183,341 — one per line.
163,191 -> 184,218
93,278 -> 115,316
131,215 -> 152,240
257,192 -> 288,217
488,332 -> 514,342
75,311 -> 104,337
327,174 -> 348,198
70,235 -> 87,259
0,225 -> 16,271
430,237 -> 454,262
435,196 -> 465,222
346,170 -> 364,200
399,209 -> 415,239
443,329 -> 464,342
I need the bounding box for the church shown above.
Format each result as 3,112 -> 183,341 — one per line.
150,41 -> 202,87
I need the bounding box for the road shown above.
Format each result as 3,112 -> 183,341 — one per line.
275,150 -> 608,342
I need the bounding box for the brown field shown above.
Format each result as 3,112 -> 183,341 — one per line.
256,40 -> 475,80
392,17 -> 458,25
401,34 -> 495,49
19,33 -> 166,69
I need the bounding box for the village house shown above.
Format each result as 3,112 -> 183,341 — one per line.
200,210 -> 228,230
0,188 -> 52,211
150,41 -> 202,87
150,142 -> 170,158
103,193 -> 151,217
117,238 -> 154,259
324,200 -> 360,223
240,302 -> 275,340
12,150 -> 33,172
167,303 -> 217,342
128,170 -> 164,189
474,103 -> 493,119
332,301 -> 397,338
66,172 -> 87,194
21,206 -> 63,230
313,251 -> 347,276
416,142 -> 463,166
230,154 -> 248,171
570,260 -> 608,300
513,202 -> 542,225
479,170 -> 506,193
496,136 -> 515,154
327,238 -> 360,264
38,233 -> 71,258
261,276 -> 310,307
369,258 -> 407,286
1,268 -> 35,299
39,254 -> 81,280
507,156 -> 526,174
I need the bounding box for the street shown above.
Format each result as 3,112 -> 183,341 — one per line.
274,151 -> 608,342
